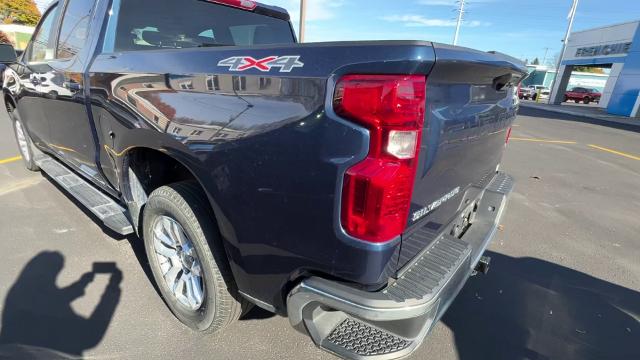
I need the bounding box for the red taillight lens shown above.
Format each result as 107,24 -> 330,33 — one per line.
205,0 -> 257,10
335,75 -> 426,243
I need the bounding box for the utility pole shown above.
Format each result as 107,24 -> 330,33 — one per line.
453,0 -> 465,45
542,47 -> 550,66
299,0 -> 307,43
549,0 -> 579,104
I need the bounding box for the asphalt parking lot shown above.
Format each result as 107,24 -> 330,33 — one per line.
0,107 -> 638,360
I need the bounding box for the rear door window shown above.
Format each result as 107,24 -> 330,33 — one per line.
107,0 -> 294,52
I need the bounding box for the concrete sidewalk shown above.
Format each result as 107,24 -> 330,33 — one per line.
520,101 -> 640,129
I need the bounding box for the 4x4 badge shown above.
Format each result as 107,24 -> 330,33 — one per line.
218,56 -> 304,72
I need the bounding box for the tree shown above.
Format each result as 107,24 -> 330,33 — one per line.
573,66 -> 606,74
0,30 -> 11,44
0,0 -> 41,26
532,57 -> 540,65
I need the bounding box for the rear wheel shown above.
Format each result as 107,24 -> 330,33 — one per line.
583,97 -> 591,104
142,181 -> 245,333
9,108 -> 39,172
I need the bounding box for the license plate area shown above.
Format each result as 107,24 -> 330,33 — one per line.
450,202 -> 478,238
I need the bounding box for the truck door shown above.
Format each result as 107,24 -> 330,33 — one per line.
15,4 -> 62,148
40,0 -> 112,190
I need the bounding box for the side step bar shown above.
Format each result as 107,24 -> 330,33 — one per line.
36,155 -> 134,235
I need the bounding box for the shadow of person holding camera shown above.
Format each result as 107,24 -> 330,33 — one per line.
0,251 -> 122,359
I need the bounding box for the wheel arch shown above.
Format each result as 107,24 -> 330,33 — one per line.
120,146 -> 231,243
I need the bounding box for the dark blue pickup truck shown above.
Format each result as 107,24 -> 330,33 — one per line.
2,0 -> 525,358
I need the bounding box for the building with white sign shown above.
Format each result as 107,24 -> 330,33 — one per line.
549,20 -> 640,118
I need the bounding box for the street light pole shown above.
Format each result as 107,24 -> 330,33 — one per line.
559,0 -> 579,63
453,0 -> 465,45
299,0 -> 307,43
549,0 -> 579,103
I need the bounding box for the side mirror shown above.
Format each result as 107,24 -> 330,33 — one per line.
0,43 -> 18,65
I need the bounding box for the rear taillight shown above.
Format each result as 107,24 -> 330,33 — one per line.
205,0 -> 257,10
335,75 -> 426,243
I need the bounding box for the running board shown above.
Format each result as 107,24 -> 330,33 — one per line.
35,155 -> 134,235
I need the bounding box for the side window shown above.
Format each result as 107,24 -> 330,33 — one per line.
26,5 -> 61,63
57,0 -> 94,59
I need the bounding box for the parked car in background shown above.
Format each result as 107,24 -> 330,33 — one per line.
565,87 -> 601,104
518,85 -> 534,100
530,85 -> 550,101
519,85 -> 549,101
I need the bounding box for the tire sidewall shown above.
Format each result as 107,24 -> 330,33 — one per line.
142,190 -> 218,331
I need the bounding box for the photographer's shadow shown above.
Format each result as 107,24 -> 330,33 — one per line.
0,251 -> 122,359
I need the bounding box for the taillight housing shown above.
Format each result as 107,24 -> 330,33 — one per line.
205,0 -> 257,10
335,75 -> 426,243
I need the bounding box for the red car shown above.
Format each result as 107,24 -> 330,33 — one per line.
564,87 -> 602,104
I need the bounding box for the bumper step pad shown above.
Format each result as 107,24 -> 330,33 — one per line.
385,236 -> 471,302
326,318 -> 411,357
318,236 -> 470,359
36,155 -> 134,235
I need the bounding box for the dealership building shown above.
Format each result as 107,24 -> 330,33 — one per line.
549,20 -> 640,118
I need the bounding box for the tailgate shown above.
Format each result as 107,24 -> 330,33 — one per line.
398,44 -> 526,269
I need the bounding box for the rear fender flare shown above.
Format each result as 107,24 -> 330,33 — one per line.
114,140 -> 236,250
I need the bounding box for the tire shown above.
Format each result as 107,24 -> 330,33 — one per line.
9,107 -> 39,172
574,99 -> 580,103
532,94 -> 538,101
563,96 -> 568,102
142,181 -> 246,333
583,97 -> 591,105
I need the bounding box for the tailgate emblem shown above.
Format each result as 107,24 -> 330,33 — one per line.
412,187 -> 461,222
218,56 -> 304,72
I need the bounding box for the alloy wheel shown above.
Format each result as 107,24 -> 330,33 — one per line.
152,215 -> 205,311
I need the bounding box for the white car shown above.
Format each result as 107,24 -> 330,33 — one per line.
519,85 -> 549,101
